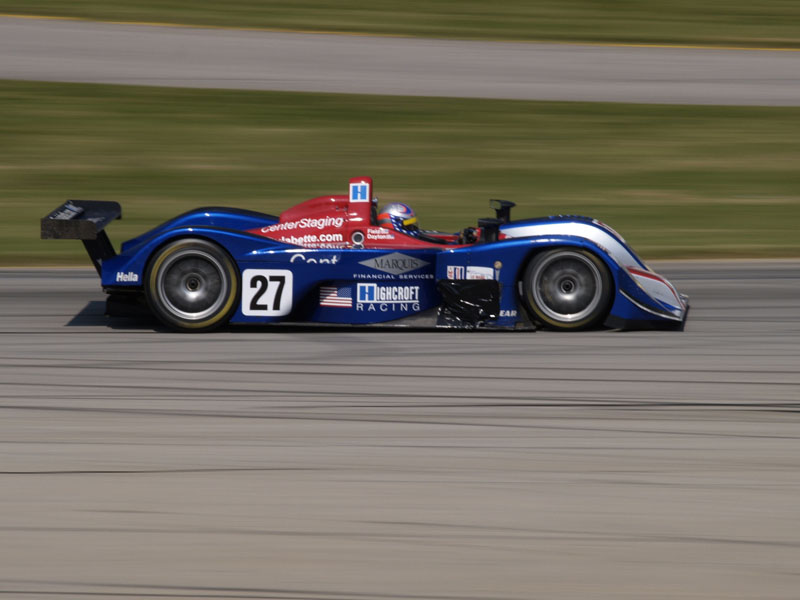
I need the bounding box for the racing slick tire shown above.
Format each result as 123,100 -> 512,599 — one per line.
145,238 -> 239,332
522,248 -> 613,331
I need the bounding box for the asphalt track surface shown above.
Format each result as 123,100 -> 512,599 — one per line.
1,262 -> 799,599
2,16 -> 800,105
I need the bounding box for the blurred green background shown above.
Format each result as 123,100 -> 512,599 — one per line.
2,0 -> 800,47
2,80 -> 799,265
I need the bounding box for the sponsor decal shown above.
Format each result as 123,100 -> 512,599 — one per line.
357,284 -> 420,303
290,253 -> 340,265
350,182 -> 370,203
466,266 -> 494,280
358,252 -> 429,275
500,309 -> 518,318
356,284 -> 421,312
366,227 -> 395,241
447,265 -> 465,279
115,271 -> 139,283
261,216 -> 344,233
351,272 -> 433,280
51,201 -> 84,220
279,233 -> 344,248
319,285 -> 352,308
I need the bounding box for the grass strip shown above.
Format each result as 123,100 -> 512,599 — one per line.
2,1 -> 800,48
1,80 -> 799,265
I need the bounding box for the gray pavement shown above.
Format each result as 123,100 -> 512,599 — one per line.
1,262 -> 799,599
2,16 -> 800,105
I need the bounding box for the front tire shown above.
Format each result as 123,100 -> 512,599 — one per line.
145,238 -> 239,332
522,248 -> 613,331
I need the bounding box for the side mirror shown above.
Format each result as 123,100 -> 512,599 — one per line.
489,199 -> 516,223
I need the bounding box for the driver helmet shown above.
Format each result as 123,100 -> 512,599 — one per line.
377,202 -> 418,233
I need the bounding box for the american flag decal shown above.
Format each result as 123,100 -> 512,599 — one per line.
319,285 -> 352,308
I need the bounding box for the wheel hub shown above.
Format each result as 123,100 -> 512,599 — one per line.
559,277 -> 576,295
185,276 -> 201,292
157,251 -> 228,321
532,253 -> 603,323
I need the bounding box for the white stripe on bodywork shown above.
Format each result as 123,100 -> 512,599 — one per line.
627,269 -> 685,312
504,221 -> 686,317
501,222 -> 643,268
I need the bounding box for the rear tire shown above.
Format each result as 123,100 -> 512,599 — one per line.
522,248 -> 613,331
145,238 -> 239,332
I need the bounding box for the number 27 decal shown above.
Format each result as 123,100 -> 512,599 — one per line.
242,269 -> 293,316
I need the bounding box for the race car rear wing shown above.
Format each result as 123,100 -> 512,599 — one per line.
41,200 -> 121,274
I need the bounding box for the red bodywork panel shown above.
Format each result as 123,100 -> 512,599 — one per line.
247,176 -> 468,250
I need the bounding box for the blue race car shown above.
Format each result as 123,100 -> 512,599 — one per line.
41,176 -> 688,332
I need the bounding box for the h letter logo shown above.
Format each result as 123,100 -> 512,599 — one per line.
357,284 -> 376,302
350,183 -> 369,202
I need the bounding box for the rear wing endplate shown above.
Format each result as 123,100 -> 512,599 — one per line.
41,200 -> 121,274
